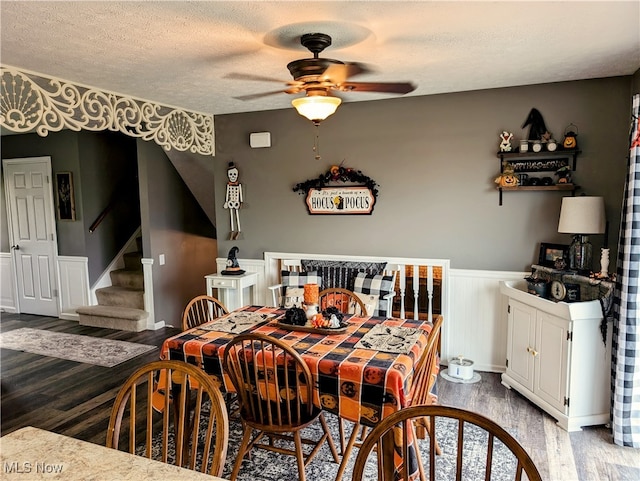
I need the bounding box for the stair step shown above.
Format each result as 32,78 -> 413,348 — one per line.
123,251 -> 142,271
110,269 -> 144,289
96,286 -> 144,309
77,305 -> 148,332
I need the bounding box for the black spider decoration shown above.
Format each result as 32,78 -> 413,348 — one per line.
283,307 -> 307,326
322,306 -> 344,322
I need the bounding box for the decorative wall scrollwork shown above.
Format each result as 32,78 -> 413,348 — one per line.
0,65 -> 214,156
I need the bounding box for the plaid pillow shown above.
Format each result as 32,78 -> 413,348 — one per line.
279,271 -> 321,307
301,260 -> 387,290
354,272 -> 394,317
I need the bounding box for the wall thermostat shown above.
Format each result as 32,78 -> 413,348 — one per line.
250,132 -> 271,148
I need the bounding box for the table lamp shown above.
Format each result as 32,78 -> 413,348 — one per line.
557,196 -> 606,273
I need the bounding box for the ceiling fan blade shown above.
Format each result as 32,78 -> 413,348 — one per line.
322,62 -> 370,84
232,90 -> 285,101
339,81 -> 416,94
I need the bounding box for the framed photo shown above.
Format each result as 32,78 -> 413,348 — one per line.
55,172 -> 76,221
538,242 -> 569,268
564,283 -> 581,302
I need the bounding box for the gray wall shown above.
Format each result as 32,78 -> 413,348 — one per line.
137,140 -> 217,327
1,131 -> 141,284
77,132 -> 140,283
214,77 -> 632,272
1,130 -> 82,253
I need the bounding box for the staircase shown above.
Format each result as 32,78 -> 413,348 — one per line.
77,247 -> 149,332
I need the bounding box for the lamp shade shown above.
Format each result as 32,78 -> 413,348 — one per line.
558,196 -> 606,234
292,96 -> 341,123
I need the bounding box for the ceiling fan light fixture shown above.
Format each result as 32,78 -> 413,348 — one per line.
292,95 -> 341,124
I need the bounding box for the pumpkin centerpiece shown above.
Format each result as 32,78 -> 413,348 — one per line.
494,162 -> 520,188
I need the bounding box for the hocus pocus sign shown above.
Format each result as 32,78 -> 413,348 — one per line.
305,186 -> 375,214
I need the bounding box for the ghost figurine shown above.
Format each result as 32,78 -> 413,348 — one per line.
328,314 -> 341,328
223,162 -> 243,240
499,131 -> 513,152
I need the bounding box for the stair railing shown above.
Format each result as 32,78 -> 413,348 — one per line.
89,203 -> 113,233
88,176 -> 139,233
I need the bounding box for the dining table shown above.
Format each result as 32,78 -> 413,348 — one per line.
0,426 -> 230,480
161,305 -> 439,480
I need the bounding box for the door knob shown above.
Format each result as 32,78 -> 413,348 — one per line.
11,244 -> 20,250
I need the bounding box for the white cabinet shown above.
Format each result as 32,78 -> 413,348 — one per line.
500,280 -> 611,432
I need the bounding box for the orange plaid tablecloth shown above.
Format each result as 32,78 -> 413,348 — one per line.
160,305 -> 434,427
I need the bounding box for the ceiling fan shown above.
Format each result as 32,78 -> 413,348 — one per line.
230,33 -> 417,124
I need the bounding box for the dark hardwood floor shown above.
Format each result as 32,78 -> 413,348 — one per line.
2,313 -> 639,480
1,313 -> 181,444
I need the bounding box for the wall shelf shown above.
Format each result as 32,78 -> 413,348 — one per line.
496,149 -> 581,205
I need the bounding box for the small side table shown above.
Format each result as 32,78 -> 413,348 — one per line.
205,271 -> 259,311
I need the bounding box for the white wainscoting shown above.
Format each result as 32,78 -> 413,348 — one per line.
57,256 -> 90,321
446,269 -> 527,372
4,248 -> 528,371
215,258 -> 267,305
0,252 -> 17,312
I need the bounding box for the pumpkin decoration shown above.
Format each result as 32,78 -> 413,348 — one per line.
494,162 -> 520,188
563,123 -> 578,149
555,165 -> 572,184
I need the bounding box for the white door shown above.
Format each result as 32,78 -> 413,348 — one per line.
3,157 -> 59,316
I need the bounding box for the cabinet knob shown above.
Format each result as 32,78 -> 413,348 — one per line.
526,346 -> 539,357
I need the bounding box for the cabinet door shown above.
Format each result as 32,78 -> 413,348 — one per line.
534,311 -> 570,413
506,300 -> 536,391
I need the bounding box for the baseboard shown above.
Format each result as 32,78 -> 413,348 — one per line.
59,312 -> 79,321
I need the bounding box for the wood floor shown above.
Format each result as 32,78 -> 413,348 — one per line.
2,313 -> 639,480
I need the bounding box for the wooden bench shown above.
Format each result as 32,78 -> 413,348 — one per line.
264,252 -> 449,322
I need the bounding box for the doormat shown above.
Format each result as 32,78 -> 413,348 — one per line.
0,328 -> 156,367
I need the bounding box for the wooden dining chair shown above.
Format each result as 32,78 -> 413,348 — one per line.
222,333 -> 340,481
181,294 -> 228,330
407,316 -> 443,448
335,316 -> 443,481
106,360 -> 229,477
319,287 -> 368,316
352,404 -> 543,481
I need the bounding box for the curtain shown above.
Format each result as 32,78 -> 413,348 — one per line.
611,93 -> 640,448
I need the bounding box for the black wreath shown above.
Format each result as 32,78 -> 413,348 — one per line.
292,165 -> 379,199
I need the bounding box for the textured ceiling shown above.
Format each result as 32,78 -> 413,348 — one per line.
1,1 -> 639,117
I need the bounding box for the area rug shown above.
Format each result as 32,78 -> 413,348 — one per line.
144,403 -> 519,481
0,328 -> 156,367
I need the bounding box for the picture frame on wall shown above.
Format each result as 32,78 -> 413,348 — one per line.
538,242 -> 569,268
55,172 -> 76,221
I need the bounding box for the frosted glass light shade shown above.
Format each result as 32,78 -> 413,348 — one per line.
292,96 -> 341,123
558,196 -> 606,234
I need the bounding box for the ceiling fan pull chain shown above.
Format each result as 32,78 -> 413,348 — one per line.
313,124 -> 321,160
